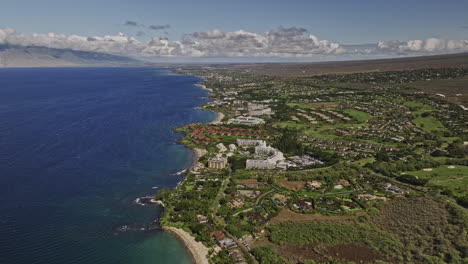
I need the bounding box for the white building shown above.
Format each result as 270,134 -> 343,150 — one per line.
228,144 -> 237,152
236,139 -> 265,147
208,156 -> 228,169
246,142 -> 286,170
248,103 -> 272,116
216,143 -> 227,152
227,116 -> 265,126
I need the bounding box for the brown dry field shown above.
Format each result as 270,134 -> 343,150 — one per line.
277,242 -> 389,264
404,76 -> 468,105
235,178 -> 261,184
324,243 -> 389,263
254,208 -> 391,263
276,179 -> 306,191
276,243 -> 322,263
223,52 -> 468,77
270,208 -> 357,224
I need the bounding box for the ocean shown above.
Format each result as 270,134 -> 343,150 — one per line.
0,68 -> 215,264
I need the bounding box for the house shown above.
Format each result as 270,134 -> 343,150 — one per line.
228,144 -> 237,152
216,143 -> 228,152
244,183 -> 264,189
382,183 -> 405,194
337,179 -> 350,187
211,230 -> 226,241
228,199 -> 244,208
228,248 -> 244,262
236,190 -> 260,199
219,238 -> 237,248
196,214 -> 209,224
208,156 -> 228,169
307,181 -> 322,189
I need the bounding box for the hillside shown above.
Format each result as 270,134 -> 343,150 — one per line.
0,44 -> 150,68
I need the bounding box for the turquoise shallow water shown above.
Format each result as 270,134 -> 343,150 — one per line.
0,68 -> 214,264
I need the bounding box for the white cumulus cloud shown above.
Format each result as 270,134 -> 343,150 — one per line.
377,38 -> 468,54
1,27 -> 467,59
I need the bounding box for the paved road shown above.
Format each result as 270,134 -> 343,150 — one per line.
212,175 -> 231,219
255,189 -> 275,206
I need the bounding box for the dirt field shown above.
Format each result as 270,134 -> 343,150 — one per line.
405,76 -> 468,105
276,180 -> 306,191
275,240 -> 390,263
236,178 -> 260,184
276,243 -> 322,263
270,208 -> 357,224
325,243 -> 388,263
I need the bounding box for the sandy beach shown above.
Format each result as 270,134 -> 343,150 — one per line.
163,226 -> 210,264
190,148 -> 207,171
209,111 -> 224,124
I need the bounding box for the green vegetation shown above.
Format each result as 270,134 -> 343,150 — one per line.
269,222 -> 403,256
413,114 -> 447,131
369,197 -> 468,264
250,246 -> 289,264
167,65 -> 468,264
342,109 -> 373,122
403,165 -> 468,198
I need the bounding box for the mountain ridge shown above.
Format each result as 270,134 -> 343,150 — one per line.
0,44 -> 152,68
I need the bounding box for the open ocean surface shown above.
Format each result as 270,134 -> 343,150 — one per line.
0,68 -> 215,264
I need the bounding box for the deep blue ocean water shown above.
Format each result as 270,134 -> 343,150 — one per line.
0,68 -> 215,264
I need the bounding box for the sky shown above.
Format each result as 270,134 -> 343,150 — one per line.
1,0 -> 468,61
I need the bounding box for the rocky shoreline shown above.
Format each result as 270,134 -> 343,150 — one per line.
159,80 -> 220,264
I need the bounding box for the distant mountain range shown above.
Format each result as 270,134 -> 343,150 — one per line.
0,44 -> 152,68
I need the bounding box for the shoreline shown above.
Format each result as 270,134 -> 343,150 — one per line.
162,226 -> 210,264
195,83 -> 213,92
209,111 -> 224,125
196,82 -> 223,125
160,79 -> 220,264
189,148 -> 207,171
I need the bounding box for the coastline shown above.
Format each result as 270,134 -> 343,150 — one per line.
196,82 -> 224,125
160,79 -> 220,264
162,226 -> 210,264
190,148 -> 207,171
196,83 -> 213,92
209,111 -> 224,125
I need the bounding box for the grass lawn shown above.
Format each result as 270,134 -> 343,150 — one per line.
185,184 -> 195,191
352,157 -> 376,166
440,137 -> 460,148
274,121 -> 307,130
403,101 -> 431,110
342,109 -> 373,123
413,115 -> 446,132
403,100 -> 446,132
403,165 -> 468,196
